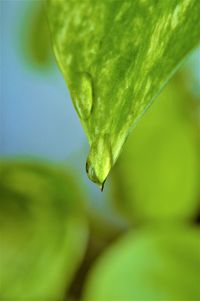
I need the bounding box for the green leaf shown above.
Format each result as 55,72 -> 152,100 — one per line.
0,160 -> 88,300
111,76 -> 200,223
83,227 -> 200,300
46,0 -> 200,186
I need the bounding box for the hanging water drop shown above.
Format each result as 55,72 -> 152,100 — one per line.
74,72 -> 93,120
86,134 -> 113,188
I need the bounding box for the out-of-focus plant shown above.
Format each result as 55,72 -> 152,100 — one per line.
111,76 -> 200,224
0,160 -> 88,300
83,227 -> 200,301
20,1 -> 53,69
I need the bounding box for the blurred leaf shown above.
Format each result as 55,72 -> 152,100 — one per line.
0,160 -> 88,300
22,1 -> 53,68
111,77 -> 200,223
83,227 -> 200,301
46,0 -> 200,186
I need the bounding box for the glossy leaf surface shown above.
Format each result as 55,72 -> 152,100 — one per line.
47,0 -> 200,185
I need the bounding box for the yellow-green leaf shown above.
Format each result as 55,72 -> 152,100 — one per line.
46,0 -> 200,186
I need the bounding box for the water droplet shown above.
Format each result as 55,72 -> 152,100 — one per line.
75,72 -> 93,120
86,134 -> 113,187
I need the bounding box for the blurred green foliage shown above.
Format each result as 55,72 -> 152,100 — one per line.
111,76 -> 200,224
0,160 -> 88,300
83,227 -> 200,301
21,1 -> 53,69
